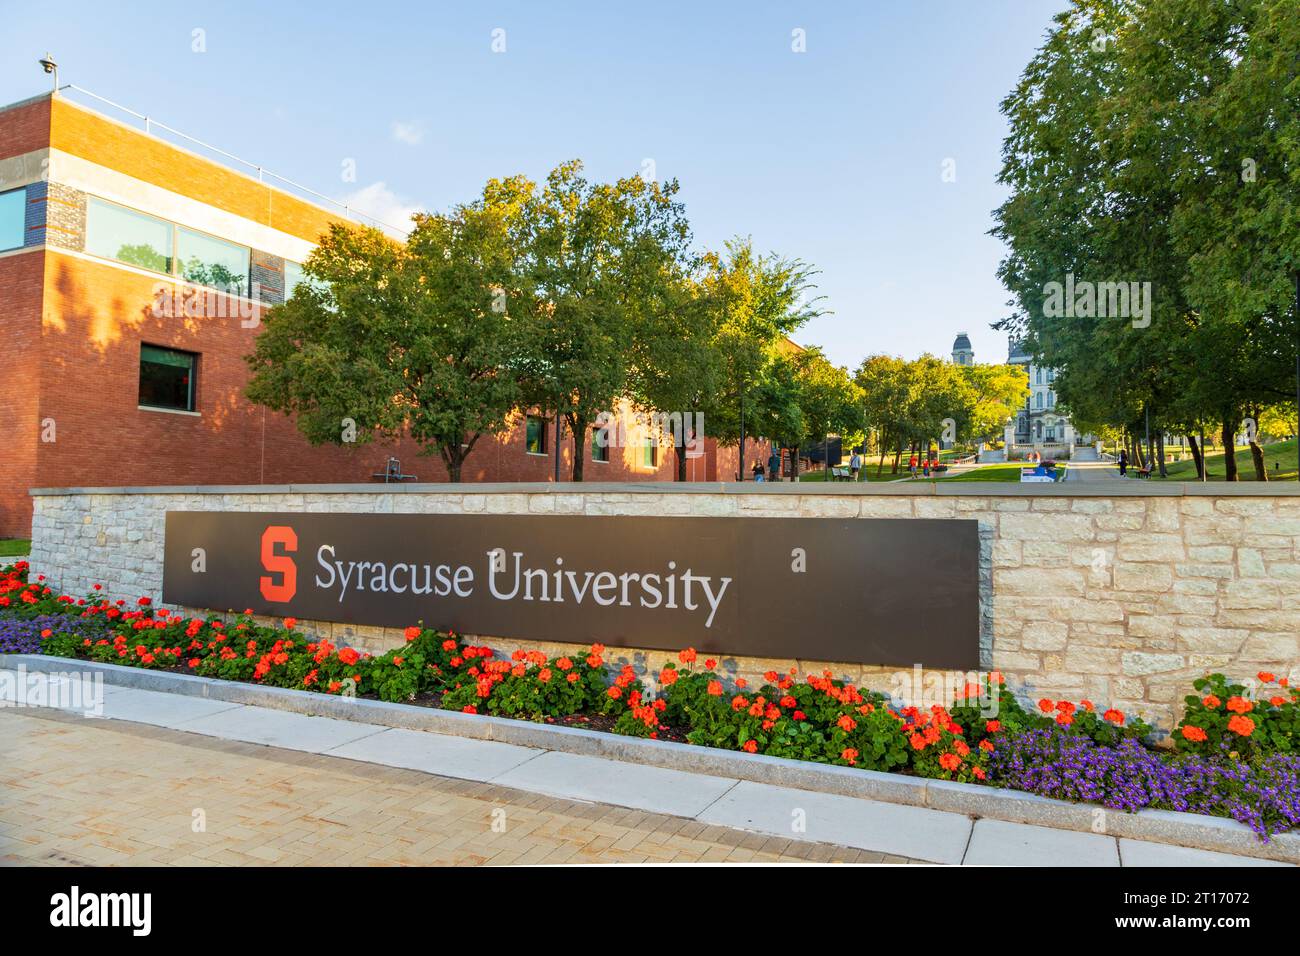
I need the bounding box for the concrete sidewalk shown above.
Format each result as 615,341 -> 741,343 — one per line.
1065,460 -> 1126,482
2,669 -> 1287,866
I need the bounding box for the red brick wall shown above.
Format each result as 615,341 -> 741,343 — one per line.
27,252 -> 770,520
0,251 -> 44,538
0,98 -> 51,162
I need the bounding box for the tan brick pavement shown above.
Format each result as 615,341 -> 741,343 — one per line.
0,709 -> 924,865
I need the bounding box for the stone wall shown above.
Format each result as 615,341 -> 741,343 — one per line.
26,482 -> 1300,731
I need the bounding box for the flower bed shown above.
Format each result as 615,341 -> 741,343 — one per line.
3,560 -> 1298,839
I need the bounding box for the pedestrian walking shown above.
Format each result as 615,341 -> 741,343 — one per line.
1118,449 -> 1128,477
849,451 -> 862,481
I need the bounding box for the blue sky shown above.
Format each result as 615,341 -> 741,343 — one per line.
2,0 -> 1068,369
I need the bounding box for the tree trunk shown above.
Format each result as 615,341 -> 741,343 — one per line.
568,415 -> 585,482
1156,433 -> 1168,478
1221,418 -> 1239,482
891,448 -> 901,474
1249,440 -> 1268,481
443,446 -> 463,482
1188,434 -> 1203,480
790,445 -> 800,481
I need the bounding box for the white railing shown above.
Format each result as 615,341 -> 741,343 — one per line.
56,84 -> 411,238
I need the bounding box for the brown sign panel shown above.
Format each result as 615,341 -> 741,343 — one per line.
163,512 -> 980,669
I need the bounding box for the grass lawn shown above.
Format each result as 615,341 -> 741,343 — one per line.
1150,438 -> 1297,482
0,539 -> 31,558
940,463 -> 1067,482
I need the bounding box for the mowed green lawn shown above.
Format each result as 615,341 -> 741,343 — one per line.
0,539 -> 30,558
1151,438 -> 1296,482
939,463 -> 1066,482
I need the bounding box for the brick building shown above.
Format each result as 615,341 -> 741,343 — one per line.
0,92 -> 765,538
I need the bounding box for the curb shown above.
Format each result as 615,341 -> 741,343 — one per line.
5,653 -> 1297,864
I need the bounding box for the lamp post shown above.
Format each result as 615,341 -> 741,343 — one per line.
738,379 -> 746,481
553,409 -> 562,483
38,53 -> 58,93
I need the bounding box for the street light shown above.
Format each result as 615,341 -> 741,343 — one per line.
38,53 -> 58,93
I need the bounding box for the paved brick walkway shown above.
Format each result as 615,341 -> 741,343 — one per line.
0,710 -> 922,866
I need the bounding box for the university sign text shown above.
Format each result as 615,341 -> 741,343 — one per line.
163,512 -> 981,669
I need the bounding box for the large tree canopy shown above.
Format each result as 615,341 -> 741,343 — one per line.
245,179 -> 531,481
993,0 -> 1300,479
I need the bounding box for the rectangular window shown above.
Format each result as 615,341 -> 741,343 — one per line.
0,187 -> 24,252
525,415 -> 547,455
283,259 -> 329,301
139,345 -> 197,412
638,439 -> 658,468
85,197 -> 174,274
591,428 -> 610,462
284,260 -> 305,300
178,226 -> 250,296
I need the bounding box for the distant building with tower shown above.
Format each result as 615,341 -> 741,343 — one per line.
1004,338 -> 1088,459
951,332 -> 974,366
948,333 -> 1088,459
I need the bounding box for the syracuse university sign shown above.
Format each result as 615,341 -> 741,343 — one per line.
162,512 -> 981,669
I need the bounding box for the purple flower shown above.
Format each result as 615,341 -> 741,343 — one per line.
990,728 -> 1300,839
0,613 -> 114,655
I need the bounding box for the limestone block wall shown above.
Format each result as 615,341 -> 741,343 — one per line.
26,482 -> 1300,731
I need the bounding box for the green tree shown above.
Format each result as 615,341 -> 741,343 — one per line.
961,362 -> 1031,445
518,161 -> 692,481
700,238 -> 824,476
245,178 -> 530,481
627,270 -> 724,481
993,0 -> 1300,481
786,348 -> 862,478
856,355 -> 912,474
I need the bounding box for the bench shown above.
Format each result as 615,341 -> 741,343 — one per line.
830,466 -> 852,481
370,457 -> 418,483
1136,463 -> 1153,479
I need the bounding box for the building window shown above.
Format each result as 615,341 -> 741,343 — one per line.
0,187 -> 24,252
178,226 -> 250,296
85,197 -> 174,274
591,427 -> 610,462
638,438 -> 658,469
525,415 -> 548,455
1035,392 -> 1043,409
283,259 -> 312,300
1035,368 -> 1043,385
139,345 -> 197,412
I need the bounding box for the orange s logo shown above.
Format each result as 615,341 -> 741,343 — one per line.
260,525 -> 298,602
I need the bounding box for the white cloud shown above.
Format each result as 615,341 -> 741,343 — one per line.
338,182 -> 422,238
390,120 -> 425,145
